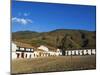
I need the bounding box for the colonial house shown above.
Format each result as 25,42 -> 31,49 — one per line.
12,41 -> 35,59
33,45 -> 62,57
65,49 -> 96,56
38,45 -> 49,52
12,41 -> 96,59
12,42 -> 62,59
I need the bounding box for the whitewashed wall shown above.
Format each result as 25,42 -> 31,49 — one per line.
92,49 -> 96,54
12,42 -> 17,59
12,52 -> 17,59
12,42 -> 17,52
37,45 -> 49,51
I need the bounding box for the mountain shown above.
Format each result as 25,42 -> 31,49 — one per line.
12,29 -> 96,49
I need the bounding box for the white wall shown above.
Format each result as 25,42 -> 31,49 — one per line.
12,52 -> 17,59
87,49 -> 92,55
92,49 -> 96,54
24,52 -> 34,58
75,50 -> 79,55
37,45 -> 49,51
12,42 -> 17,52
84,50 -> 87,55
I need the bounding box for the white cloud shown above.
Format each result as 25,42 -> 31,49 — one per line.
12,17 -> 33,25
17,12 -> 30,17
24,13 -> 29,16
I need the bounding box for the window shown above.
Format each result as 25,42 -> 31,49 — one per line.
31,49 -> 33,51
26,48 -> 30,51
20,48 -> 24,50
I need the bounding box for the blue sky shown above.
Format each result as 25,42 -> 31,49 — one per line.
12,1 -> 96,32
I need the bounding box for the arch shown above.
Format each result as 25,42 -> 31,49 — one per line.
16,53 -> 20,58
34,54 -> 35,57
21,52 -> 24,58
30,54 -> 31,58
25,54 -> 27,58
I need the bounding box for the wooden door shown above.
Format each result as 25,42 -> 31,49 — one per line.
21,52 -> 24,58
16,53 -> 20,58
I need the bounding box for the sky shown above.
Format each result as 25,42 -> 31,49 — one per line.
12,0 -> 96,32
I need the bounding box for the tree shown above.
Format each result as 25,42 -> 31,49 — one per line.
59,34 -> 69,56
41,36 -> 46,40
82,39 -> 89,48
56,34 -> 74,56
56,36 -> 60,48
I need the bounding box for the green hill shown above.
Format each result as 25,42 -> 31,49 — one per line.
12,29 -> 96,49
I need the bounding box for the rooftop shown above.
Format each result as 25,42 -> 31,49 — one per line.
13,41 -> 34,48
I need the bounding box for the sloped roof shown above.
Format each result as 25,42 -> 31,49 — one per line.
13,41 -> 34,48
13,41 -> 59,51
37,45 -> 57,52
36,49 -> 46,52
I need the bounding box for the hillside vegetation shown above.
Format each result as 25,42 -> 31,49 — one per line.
12,29 -> 96,49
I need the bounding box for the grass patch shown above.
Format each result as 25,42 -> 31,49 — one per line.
12,55 -> 96,74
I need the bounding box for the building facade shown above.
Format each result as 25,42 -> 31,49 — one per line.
12,42 -> 34,59
12,42 -> 96,59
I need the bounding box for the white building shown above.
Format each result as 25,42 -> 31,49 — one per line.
12,42 -> 17,59
34,45 -> 62,57
12,41 -> 96,59
56,49 -> 62,56
12,43 -> 62,59
37,45 -> 49,52
64,49 -> 96,56
12,42 -> 34,59
92,49 -> 96,54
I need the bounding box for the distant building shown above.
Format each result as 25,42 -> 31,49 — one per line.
12,42 -> 62,59
12,41 -> 96,59
37,45 -> 49,52
12,42 -> 34,59
65,49 -> 96,56
33,45 -> 62,57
